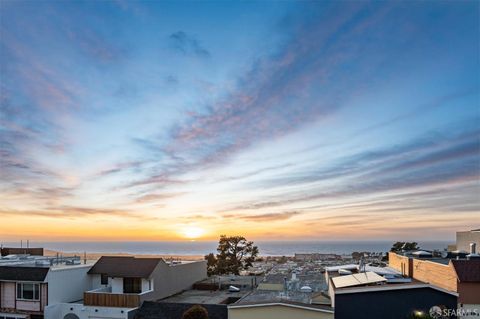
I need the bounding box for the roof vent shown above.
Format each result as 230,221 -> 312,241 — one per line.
470,243 -> 476,255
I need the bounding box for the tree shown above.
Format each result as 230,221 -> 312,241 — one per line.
182,305 -> 209,319
205,235 -> 259,275
390,242 -> 419,252
204,253 -> 217,276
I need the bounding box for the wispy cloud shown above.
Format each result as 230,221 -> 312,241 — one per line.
169,31 -> 210,58
223,211 -> 300,222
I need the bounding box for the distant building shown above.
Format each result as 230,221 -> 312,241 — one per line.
0,254 -> 92,319
46,256 -> 207,319
454,229 -> 480,252
0,248 -> 44,257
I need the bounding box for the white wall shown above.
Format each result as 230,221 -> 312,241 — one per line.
45,303 -> 135,319
142,260 -> 207,301
111,278 -> 123,293
46,265 -> 92,305
141,279 -> 152,292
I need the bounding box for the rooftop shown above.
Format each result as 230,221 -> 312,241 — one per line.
232,290 -> 334,313
88,256 -> 162,278
161,288 -> 247,305
136,301 -> 227,319
0,254 -> 92,269
331,271 -> 387,289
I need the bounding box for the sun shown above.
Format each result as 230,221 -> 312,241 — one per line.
181,226 -> 205,239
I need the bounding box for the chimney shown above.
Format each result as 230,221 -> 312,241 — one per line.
470,243 -> 476,254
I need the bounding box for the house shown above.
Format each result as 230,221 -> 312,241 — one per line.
0,254 -> 92,319
388,251 -> 480,318
325,269 -> 458,319
45,256 -> 207,319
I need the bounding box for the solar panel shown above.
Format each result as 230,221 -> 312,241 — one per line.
332,271 -> 387,288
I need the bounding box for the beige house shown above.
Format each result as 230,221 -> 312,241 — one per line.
228,301 -> 334,319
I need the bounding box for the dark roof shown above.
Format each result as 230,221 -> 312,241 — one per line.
0,266 -> 49,282
88,256 -> 162,278
451,260 -> 480,282
135,301 -> 227,319
1,247 -> 44,256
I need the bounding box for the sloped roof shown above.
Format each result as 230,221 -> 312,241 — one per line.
88,256 -> 162,278
135,301 -> 227,319
451,259 -> 480,282
0,266 -> 49,282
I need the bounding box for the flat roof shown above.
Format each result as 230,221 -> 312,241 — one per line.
161,289 -> 247,305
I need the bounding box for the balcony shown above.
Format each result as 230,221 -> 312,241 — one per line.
83,287 -> 152,308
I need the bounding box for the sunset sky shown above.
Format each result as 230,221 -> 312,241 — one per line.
1,1 -> 479,242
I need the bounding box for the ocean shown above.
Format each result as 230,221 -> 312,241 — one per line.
0,240 -> 452,256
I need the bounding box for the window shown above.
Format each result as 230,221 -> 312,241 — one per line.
101,274 -> 108,285
16,283 -> 40,300
123,277 -> 141,294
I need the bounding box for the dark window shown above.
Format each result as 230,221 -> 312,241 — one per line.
16,283 -> 40,300
100,274 -> 108,285
123,277 -> 141,294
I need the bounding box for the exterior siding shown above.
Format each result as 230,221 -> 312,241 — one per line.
140,260 -> 207,301
334,287 -> 457,319
229,305 -> 334,319
16,300 -> 41,312
411,259 -> 457,292
1,282 -> 15,309
388,252 -> 413,276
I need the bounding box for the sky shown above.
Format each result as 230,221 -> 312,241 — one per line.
0,0 -> 479,242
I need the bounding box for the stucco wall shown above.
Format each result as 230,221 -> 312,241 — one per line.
228,305 -> 333,319
45,303 -> 134,319
142,260 -> 207,301
456,231 -> 480,252
46,265 -> 92,305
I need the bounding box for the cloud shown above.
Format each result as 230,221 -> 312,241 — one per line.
0,206 -> 144,220
224,211 -> 300,222
169,31 -> 210,58
135,192 -> 186,203
228,127 -> 480,211
130,3 -> 400,189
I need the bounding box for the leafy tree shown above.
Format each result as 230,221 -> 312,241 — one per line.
391,242 -> 419,252
204,253 -> 217,276
205,235 -> 259,275
182,305 -> 209,319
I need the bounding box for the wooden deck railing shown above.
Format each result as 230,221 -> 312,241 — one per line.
83,292 -> 141,308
